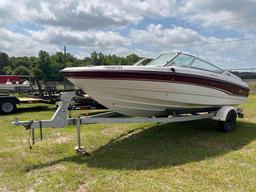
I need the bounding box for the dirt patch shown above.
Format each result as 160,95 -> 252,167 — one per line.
43,163 -> 66,172
241,146 -> 256,152
9,138 -> 27,145
101,124 -> 145,136
28,163 -> 66,175
101,125 -> 126,136
76,183 -> 89,192
25,166 -> 63,192
46,133 -> 73,144
0,145 -> 23,153
54,136 -> 72,144
0,186 -> 10,192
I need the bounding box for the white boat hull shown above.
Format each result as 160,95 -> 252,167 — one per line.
67,78 -> 247,117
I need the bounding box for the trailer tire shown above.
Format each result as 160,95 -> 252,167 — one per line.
0,100 -> 16,114
218,110 -> 237,132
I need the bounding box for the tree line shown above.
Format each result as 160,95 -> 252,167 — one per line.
0,51 -> 142,81
232,71 -> 256,79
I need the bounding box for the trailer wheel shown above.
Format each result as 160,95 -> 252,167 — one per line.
0,100 -> 16,114
218,110 -> 237,132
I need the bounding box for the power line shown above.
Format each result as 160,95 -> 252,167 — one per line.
202,37 -> 256,45
185,14 -> 256,27
174,37 -> 256,48
224,19 -> 256,27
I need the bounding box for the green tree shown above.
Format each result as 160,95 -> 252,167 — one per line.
83,57 -> 92,66
91,51 -> 100,66
13,66 -> 31,75
0,52 -> 9,74
31,67 -> 43,79
3,66 -> 13,75
126,54 -> 140,65
98,52 -> 105,65
50,61 -> 63,81
1,50 -> 143,81
38,50 -> 51,80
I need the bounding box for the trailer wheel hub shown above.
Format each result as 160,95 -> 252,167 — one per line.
2,102 -> 14,113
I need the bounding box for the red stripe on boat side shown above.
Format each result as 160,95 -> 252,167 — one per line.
61,71 -> 250,97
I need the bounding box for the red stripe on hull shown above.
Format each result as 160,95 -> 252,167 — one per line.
61,70 -> 249,97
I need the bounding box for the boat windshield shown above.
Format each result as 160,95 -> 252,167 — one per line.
146,53 -> 224,73
166,54 -> 224,73
146,53 -> 177,67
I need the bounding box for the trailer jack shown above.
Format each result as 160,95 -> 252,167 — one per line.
25,120 -> 44,149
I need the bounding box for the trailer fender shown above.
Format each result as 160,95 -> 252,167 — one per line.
212,106 -> 236,121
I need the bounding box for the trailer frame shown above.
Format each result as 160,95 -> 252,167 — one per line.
12,91 -> 242,155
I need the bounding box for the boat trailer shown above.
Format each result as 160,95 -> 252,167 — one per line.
12,91 -> 243,155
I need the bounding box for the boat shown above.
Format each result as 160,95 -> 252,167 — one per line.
61,52 -> 250,117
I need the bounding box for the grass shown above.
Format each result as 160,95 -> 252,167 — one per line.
0,96 -> 256,191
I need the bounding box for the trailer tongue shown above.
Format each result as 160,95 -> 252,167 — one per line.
12,91 -> 243,155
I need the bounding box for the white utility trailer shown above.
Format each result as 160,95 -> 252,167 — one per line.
13,91 -> 243,155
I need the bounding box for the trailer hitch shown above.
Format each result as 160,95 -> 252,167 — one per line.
13,118 -> 43,149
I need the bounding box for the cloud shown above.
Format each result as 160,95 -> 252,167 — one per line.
0,1 -> 21,25
129,24 -> 256,68
0,28 -> 59,56
1,21 -> 255,68
130,24 -> 218,51
30,27 -> 130,48
0,0 -> 255,69
0,0 -> 177,30
0,26 -> 131,56
180,0 -> 256,32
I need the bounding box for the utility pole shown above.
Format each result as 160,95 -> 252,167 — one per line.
64,45 -> 67,62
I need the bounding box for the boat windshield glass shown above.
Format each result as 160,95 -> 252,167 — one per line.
167,54 -> 194,67
146,53 -> 177,67
146,53 -> 224,73
190,58 -> 224,73
166,54 -> 224,73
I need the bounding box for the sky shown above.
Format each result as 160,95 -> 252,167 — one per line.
0,0 -> 256,69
